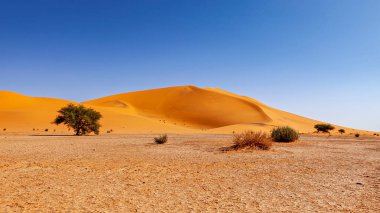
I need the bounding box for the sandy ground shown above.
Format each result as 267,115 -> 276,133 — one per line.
0,134 -> 379,212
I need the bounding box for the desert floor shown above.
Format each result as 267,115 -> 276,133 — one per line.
0,134 -> 379,212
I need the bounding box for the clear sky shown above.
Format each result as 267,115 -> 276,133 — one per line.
0,0 -> 379,131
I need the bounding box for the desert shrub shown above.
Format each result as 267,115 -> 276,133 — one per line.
154,134 -> 168,144
271,126 -> 299,142
338,129 -> 345,134
232,131 -> 272,150
53,104 -> 102,136
355,133 -> 360,138
314,124 -> 335,135
45,129 -> 49,132
3,128 -> 6,131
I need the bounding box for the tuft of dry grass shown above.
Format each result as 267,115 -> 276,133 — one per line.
232,131 -> 272,150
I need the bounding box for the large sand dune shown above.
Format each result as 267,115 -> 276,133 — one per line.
84,86 -> 273,129
0,86 -> 369,134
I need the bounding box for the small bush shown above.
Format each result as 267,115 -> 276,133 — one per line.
338,129 -> 345,134
314,124 -> 335,135
154,134 -> 168,144
45,129 -> 49,132
355,133 -> 360,138
271,126 -> 299,142
3,128 -> 6,131
232,131 -> 272,150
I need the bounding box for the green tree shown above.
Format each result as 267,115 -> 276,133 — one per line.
314,123 -> 335,135
53,104 -> 102,136
338,129 -> 345,134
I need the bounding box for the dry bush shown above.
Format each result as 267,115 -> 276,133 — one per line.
232,131 -> 272,150
154,134 -> 168,144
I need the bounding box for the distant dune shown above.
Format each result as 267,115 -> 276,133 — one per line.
0,86 -> 369,134
0,91 -> 72,131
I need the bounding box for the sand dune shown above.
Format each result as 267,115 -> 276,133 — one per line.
84,85 -> 348,133
0,86 -> 371,134
0,91 -> 73,132
0,90 -> 189,134
84,86 -> 273,129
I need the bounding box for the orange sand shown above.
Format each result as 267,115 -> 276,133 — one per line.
0,86 -> 373,135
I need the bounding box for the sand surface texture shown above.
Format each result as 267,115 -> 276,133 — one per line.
0,134 -> 378,212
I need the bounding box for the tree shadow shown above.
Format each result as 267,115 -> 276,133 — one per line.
29,134 -> 84,137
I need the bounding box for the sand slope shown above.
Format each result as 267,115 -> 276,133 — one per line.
0,91 -> 73,131
0,90 -> 189,134
0,86 -> 370,134
84,86 -> 326,133
84,86 -> 272,129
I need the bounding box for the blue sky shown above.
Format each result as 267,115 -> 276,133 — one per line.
0,0 -> 379,131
